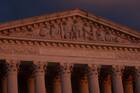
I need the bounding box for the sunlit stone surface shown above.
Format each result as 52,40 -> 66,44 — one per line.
0,9 -> 140,93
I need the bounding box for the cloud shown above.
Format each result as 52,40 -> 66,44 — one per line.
65,0 -> 139,5
62,0 -> 140,30
0,0 -> 140,31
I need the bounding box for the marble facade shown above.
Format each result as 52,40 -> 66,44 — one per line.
0,9 -> 140,93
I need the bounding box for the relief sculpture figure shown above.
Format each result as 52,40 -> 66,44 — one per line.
104,31 -> 118,42
96,28 -> 106,41
83,21 -> 93,41
50,20 -> 61,39
105,31 -> 111,41
61,18 -> 73,40
73,17 -> 84,40
71,21 -> 77,40
91,24 -> 98,41
39,22 -> 51,39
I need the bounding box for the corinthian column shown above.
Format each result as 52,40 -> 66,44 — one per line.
53,76 -> 61,93
80,75 -> 89,93
28,75 -> 35,93
33,61 -> 47,93
59,63 -> 73,93
103,75 -> 112,93
124,75 -> 134,93
88,64 -> 100,93
135,66 -> 140,93
6,60 -> 19,93
112,65 -> 124,93
2,76 -> 8,93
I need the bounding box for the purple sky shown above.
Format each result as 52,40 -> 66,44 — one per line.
0,0 -> 140,31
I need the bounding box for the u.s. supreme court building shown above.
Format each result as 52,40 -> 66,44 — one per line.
0,9 -> 140,93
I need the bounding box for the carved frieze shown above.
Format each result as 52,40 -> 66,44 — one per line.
0,16 -> 139,44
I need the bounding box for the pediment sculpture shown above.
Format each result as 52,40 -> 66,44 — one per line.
0,10 -> 139,45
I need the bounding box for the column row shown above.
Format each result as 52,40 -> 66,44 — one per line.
1,60 -> 140,93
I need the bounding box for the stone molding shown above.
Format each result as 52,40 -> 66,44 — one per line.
0,16 -> 139,44
33,61 -> 47,76
0,38 -> 139,52
5,59 -> 19,74
112,65 -> 124,76
59,63 -> 73,74
0,9 -> 139,38
135,66 -> 140,77
88,64 -> 100,76
0,10 -> 139,49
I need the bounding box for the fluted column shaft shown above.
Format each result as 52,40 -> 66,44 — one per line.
103,75 -> 112,93
80,75 -> 89,93
88,64 -> 100,93
2,76 -> 8,93
135,67 -> 140,93
124,75 -> 134,93
28,76 -> 35,93
53,76 -> 61,93
33,62 -> 46,93
112,66 -> 124,93
6,60 -> 19,93
60,63 -> 73,93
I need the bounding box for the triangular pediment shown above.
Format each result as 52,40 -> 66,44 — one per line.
0,9 -> 140,45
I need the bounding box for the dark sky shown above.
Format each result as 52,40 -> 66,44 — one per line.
0,0 -> 140,31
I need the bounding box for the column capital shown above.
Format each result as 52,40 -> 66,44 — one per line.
88,64 -> 100,76
6,59 -> 19,93
112,65 -> 124,76
126,75 -> 133,84
5,59 -> 20,74
80,75 -> 88,84
54,75 -> 61,82
59,63 -> 73,93
88,64 -> 100,93
59,63 -> 73,74
135,66 -> 140,77
53,75 -> 61,93
134,66 -> 140,93
104,75 -> 111,84
33,61 -> 47,93
33,61 -> 47,76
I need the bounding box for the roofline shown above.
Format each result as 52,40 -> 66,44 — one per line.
0,8 -> 140,38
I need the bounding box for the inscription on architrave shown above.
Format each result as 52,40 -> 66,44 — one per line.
116,52 -> 140,60
39,48 -> 140,60
0,45 -> 139,60
0,16 -> 139,44
0,45 -> 38,55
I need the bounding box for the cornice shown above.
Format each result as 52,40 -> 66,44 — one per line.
0,9 -> 139,53
0,37 -> 139,52
0,9 -> 140,38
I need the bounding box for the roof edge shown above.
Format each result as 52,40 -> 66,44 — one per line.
0,8 -> 140,38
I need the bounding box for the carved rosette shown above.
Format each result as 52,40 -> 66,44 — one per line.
112,65 -> 124,77
88,64 -> 100,77
33,61 -> 47,76
6,60 -> 19,74
59,63 -> 73,75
